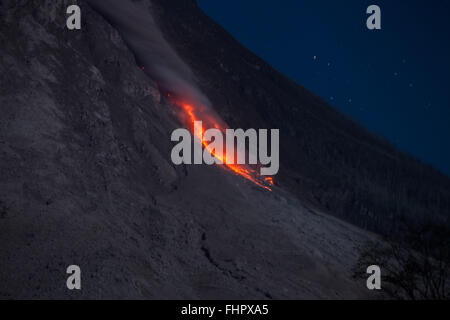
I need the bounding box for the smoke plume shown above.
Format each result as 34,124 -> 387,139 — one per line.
87,0 -> 211,107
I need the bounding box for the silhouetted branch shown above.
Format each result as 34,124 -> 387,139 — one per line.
353,222 -> 450,300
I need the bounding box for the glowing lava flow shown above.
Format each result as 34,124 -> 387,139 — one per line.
169,96 -> 274,191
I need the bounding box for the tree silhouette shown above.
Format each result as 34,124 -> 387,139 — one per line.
353,222 -> 450,300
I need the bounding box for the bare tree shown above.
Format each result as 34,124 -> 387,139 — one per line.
353,223 -> 450,300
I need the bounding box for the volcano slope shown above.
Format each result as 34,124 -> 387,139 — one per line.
150,0 -> 450,235
0,0 -> 448,299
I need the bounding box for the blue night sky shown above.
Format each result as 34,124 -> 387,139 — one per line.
198,0 -> 450,176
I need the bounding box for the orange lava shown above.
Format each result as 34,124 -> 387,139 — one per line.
169,96 -> 273,191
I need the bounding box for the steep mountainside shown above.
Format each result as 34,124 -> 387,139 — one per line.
0,0 -> 375,299
0,0 -> 448,299
150,0 -> 450,234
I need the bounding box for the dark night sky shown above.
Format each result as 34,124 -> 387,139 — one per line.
198,0 -> 450,176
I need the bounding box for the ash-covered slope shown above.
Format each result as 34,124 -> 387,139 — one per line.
0,0 -> 446,300
150,0 -> 450,234
0,0 -> 178,298
0,0 -> 375,299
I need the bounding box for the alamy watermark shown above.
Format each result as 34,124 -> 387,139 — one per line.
170,121 -> 280,176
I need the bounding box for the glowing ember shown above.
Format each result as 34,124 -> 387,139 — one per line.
168,95 -> 274,191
